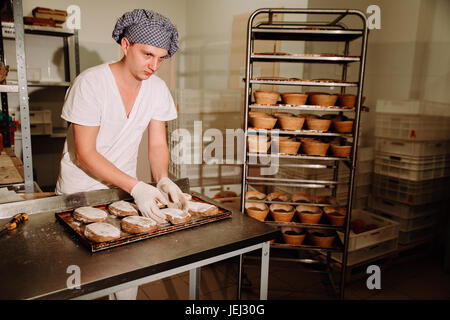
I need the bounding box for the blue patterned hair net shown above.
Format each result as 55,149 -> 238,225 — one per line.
112,9 -> 179,59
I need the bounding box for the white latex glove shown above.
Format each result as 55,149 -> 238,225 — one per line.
130,181 -> 168,224
156,177 -> 188,211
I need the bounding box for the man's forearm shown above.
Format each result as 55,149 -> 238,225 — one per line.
77,151 -> 138,193
148,144 -> 169,183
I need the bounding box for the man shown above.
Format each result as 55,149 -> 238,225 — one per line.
56,9 -> 186,299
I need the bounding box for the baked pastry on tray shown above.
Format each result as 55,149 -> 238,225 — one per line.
108,200 -> 139,217
160,208 -> 192,224
121,216 -> 158,234
187,201 -> 219,216
73,206 -> 107,223
84,222 -> 121,242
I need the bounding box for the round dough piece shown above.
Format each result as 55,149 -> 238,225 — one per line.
73,206 -> 108,223
245,191 -> 266,201
266,192 -> 290,202
108,200 -> 139,217
291,192 -> 313,203
160,208 -> 192,225
84,222 -> 121,242
121,216 -> 158,234
187,201 -> 219,216
315,195 -> 338,205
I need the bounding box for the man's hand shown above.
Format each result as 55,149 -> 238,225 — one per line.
130,181 -> 168,223
157,177 -> 188,211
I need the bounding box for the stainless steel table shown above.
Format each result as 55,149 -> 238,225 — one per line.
0,187 -> 277,300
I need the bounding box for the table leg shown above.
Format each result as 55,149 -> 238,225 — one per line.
445,219 -> 450,273
260,241 -> 270,300
189,267 -> 201,300
237,254 -> 243,300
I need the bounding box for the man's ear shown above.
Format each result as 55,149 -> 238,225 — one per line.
120,37 -> 132,56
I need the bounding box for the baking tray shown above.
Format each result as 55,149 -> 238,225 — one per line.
55,194 -> 232,252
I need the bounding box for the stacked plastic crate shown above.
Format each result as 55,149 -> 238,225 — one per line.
168,89 -> 243,204
369,100 -> 450,245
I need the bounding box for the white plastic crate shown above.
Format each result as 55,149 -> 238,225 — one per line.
352,197 -> 369,209
375,113 -> 449,141
336,184 -> 370,199
376,99 -> 450,117
368,196 -> 442,219
29,109 -> 52,124
375,153 -> 450,171
331,238 -> 398,266
375,210 -> 438,232
269,184 -> 369,205
337,209 -> 400,251
374,162 -> 448,181
374,153 -> 450,181
173,112 -> 242,132
398,226 -> 434,244
190,183 -> 241,199
170,163 -> 241,181
372,174 -> 448,205
281,164 -> 373,186
30,123 -> 52,135
375,138 -> 450,157
338,172 -> 373,187
358,147 -> 374,162
174,89 -> 242,114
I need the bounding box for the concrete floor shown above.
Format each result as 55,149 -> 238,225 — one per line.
135,247 -> 450,300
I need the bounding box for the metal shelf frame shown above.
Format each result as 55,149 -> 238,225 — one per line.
0,0 -> 80,192
249,78 -> 358,87
249,103 -> 357,112
250,53 -> 360,64
239,8 -> 369,300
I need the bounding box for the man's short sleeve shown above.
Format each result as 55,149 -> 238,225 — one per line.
61,74 -> 102,126
151,80 -> 177,122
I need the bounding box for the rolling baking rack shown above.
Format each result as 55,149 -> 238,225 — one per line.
239,8 -> 368,300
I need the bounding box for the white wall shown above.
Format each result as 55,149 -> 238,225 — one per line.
22,0 -> 187,71
182,0 -> 449,102
412,0 -> 450,103
305,0 -> 450,147
181,0 -> 309,90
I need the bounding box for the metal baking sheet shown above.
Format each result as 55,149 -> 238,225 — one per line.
55,195 -> 232,252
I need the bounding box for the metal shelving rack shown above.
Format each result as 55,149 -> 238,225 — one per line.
239,8 -> 368,299
0,0 -> 79,192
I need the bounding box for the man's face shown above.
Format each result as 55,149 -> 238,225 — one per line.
123,39 -> 168,81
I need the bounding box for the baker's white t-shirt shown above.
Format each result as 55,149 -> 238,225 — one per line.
55,62 -> 177,194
